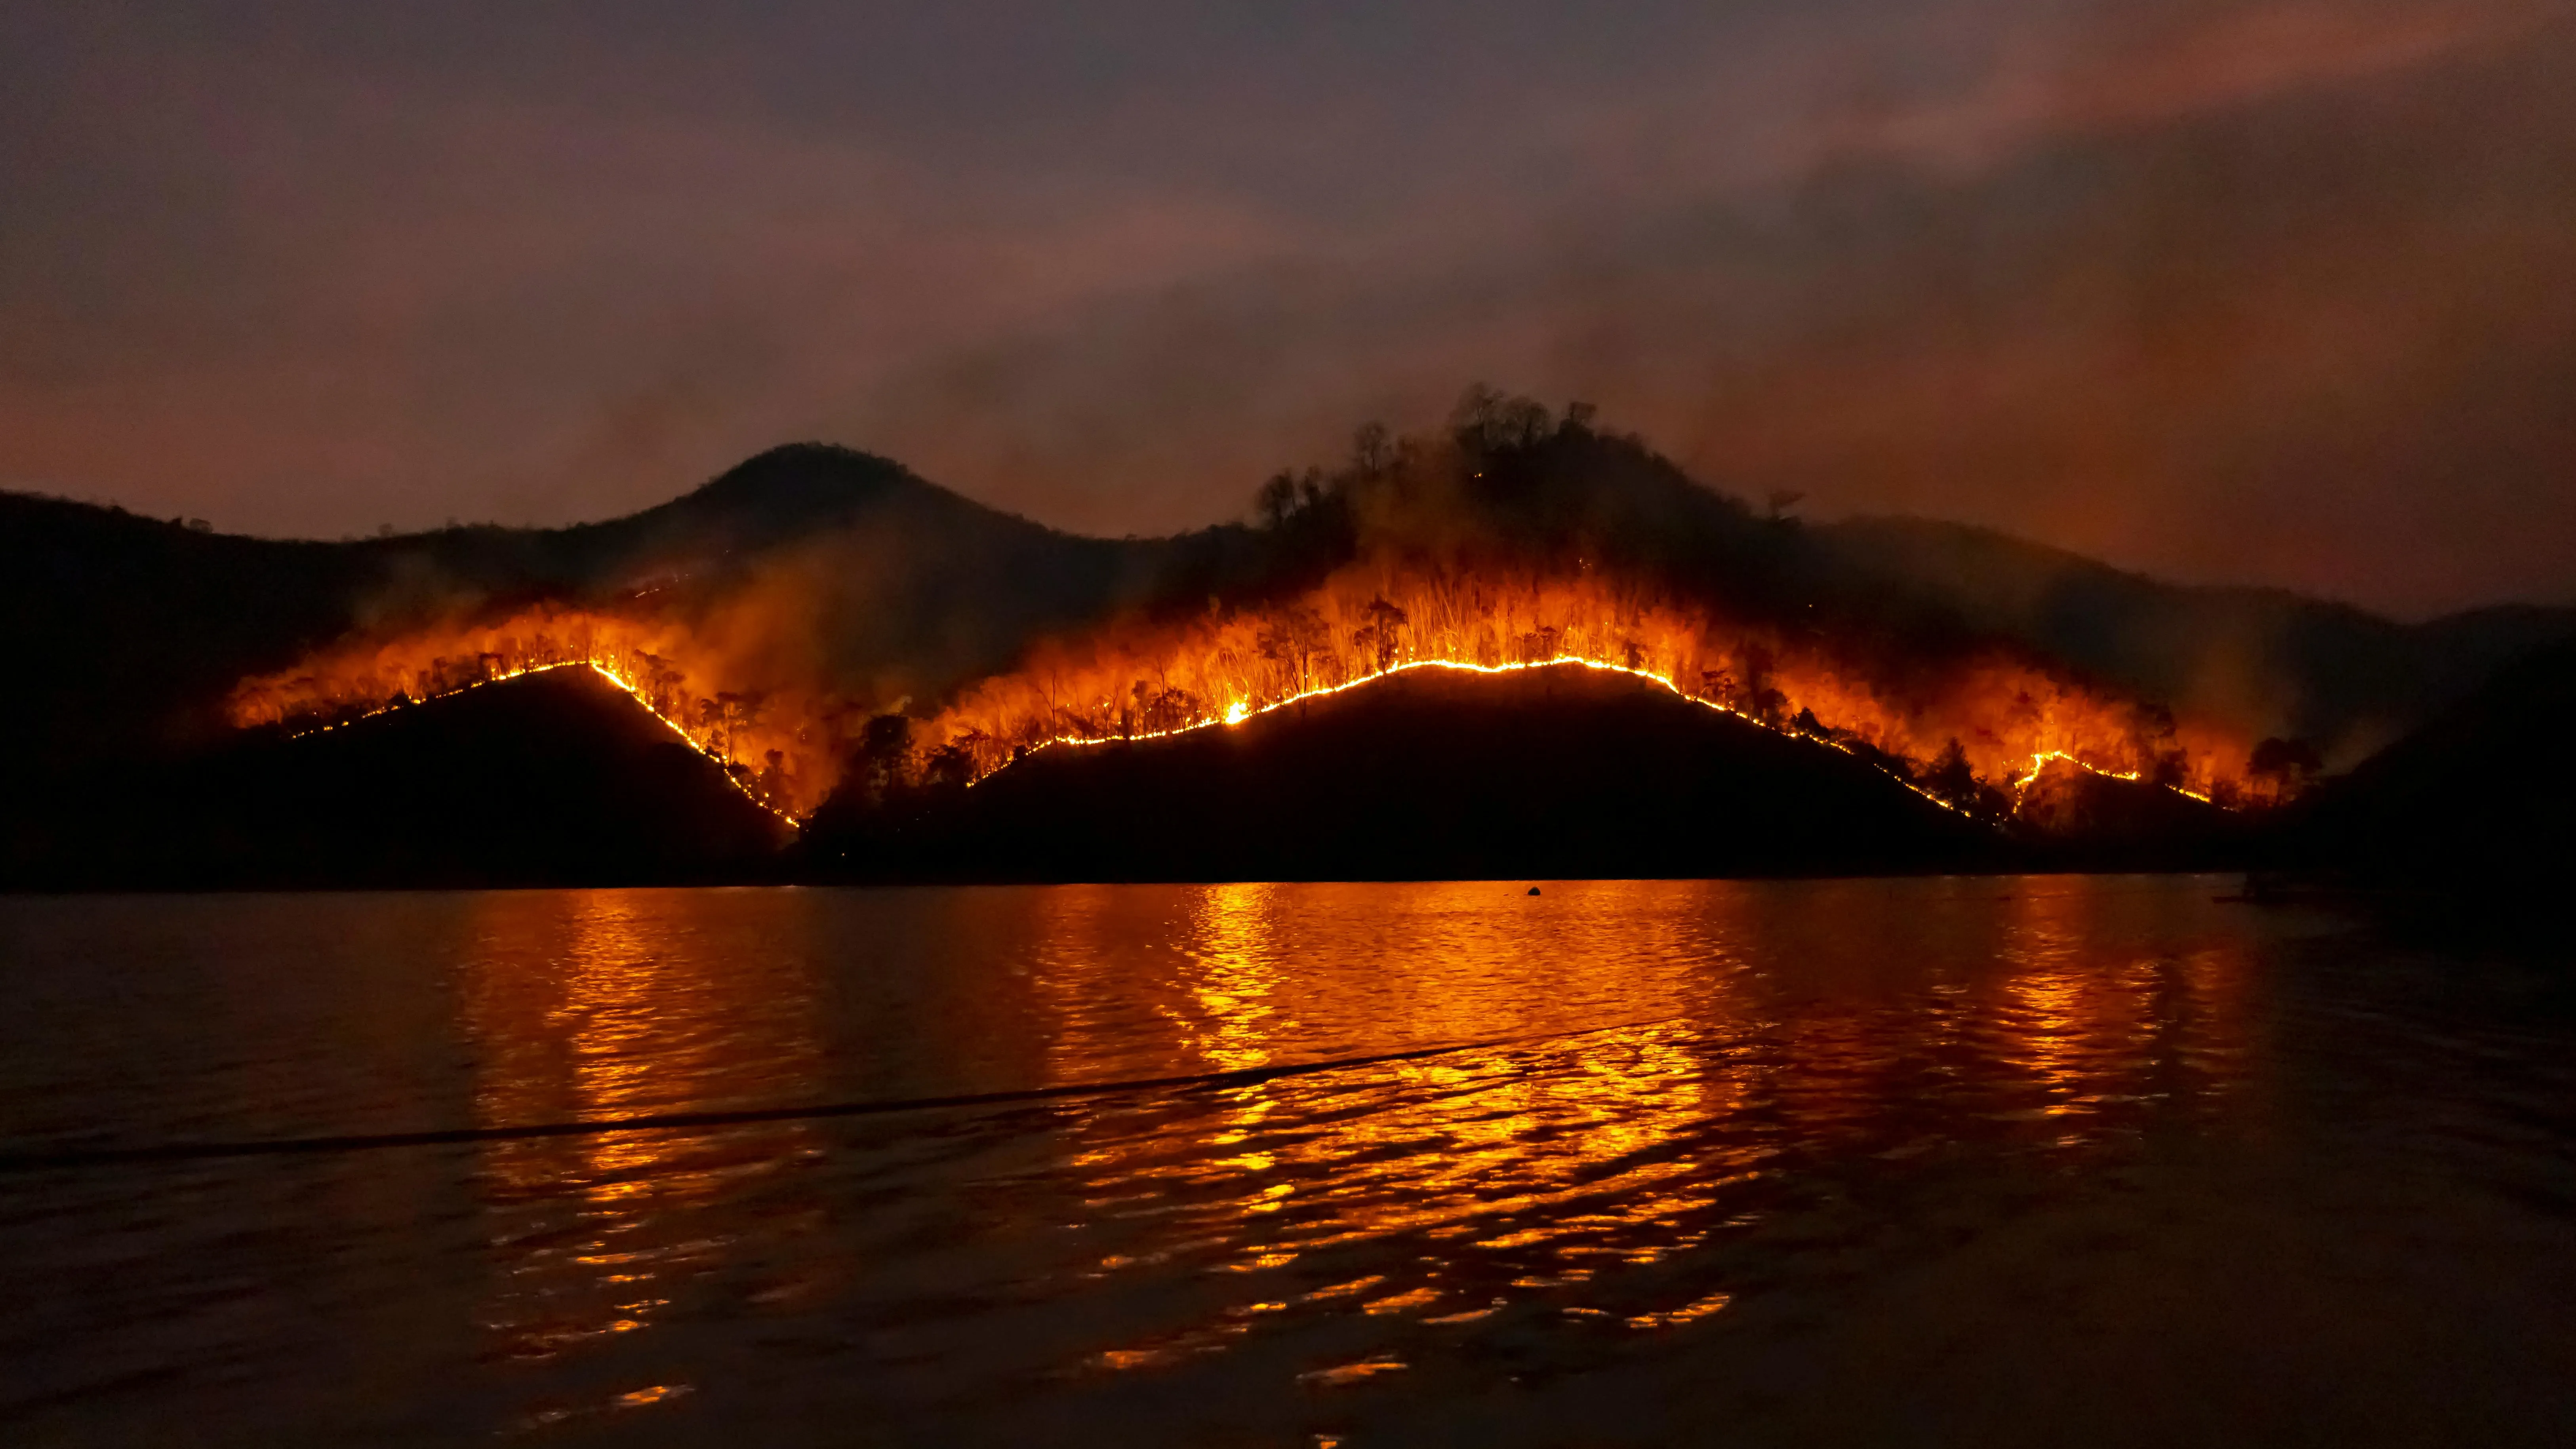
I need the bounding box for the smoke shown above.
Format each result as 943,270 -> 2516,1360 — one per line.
861,5 -> 2576,617
220,443 -> 1181,808
7,2 -> 2573,616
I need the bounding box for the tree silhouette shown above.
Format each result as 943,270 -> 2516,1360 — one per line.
922,742 -> 976,792
1253,472 -> 1299,529
2248,736 -> 2322,805
1258,604 -> 1332,693
1448,384 -> 1552,452
696,696 -> 726,756
1351,421 -> 1394,473
858,713 -> 916,802
1924,738 -> 1977,806
1355,595 -> 1409,672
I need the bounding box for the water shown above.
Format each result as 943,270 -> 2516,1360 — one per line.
3,878 -> 2573,1445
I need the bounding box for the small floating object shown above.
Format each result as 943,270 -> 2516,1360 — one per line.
1527,886 -> 1541,896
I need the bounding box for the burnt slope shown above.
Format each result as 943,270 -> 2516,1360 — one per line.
2290,633 -> 2576,891
810,663 -> 2001,882
8,668 -> 790,889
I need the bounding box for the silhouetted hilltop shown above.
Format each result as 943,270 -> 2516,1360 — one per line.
579,443 -> 1155,598
803,663 -> 2002,882
611,442 -> 1004,556
2289,632 -> 2576,893
5,667 -> 789,889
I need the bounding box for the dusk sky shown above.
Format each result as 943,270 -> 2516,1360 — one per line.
6,0 -> 2573,617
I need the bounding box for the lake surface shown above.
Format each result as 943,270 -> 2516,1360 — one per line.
3,878 -> 2574,1445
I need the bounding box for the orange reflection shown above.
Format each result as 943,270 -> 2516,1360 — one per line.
1011,878 -> 2260,1375
1993,880 -> 2260,1124
428,878 -> 2266,1407
1029,881 -> 1752,1365
1170,882 -> 1283,1075
456,890 -> 827,1378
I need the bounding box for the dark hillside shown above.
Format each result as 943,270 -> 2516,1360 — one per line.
2289,632 -> 2576,893
806,663 -> 2002,882
0,495 -> 375,761
4,667 -> 791,890
2009,758 -> 2244,868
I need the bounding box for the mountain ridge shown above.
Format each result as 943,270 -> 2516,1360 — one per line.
8,417 -> 2569,817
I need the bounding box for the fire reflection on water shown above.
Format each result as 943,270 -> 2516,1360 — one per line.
10,880 -> 2543,1445
1994,885 -> 2264,1125
456,890 -> 827,1415
1171,882 -> 1284,1076
439,879 -> 2262,1417
1029,883 -> 1757,1371
1020,879 -> 2257,1377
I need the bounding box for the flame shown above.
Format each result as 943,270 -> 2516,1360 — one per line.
225,606 -> 818,822
226,564 -> 2246,827
2015,750 -> 2216,805
1032,656 -> 1986,818
928,564 -> 2247,810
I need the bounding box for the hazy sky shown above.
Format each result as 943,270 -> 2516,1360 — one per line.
6,1 -> 2574,617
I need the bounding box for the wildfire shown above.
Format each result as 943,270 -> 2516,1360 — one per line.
2013,750 -> 2217,805
225,605 -> 831,819
1026,656 -> 1992,817
924,565 -> 2249,813
227,566 -> 2246,828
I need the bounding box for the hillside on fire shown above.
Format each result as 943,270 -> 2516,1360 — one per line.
801,663 -> 2008,883
8,667 -> 789,890
5,390 -> 2570,887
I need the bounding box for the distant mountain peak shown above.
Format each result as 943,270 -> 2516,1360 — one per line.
649,442 -> 936,523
